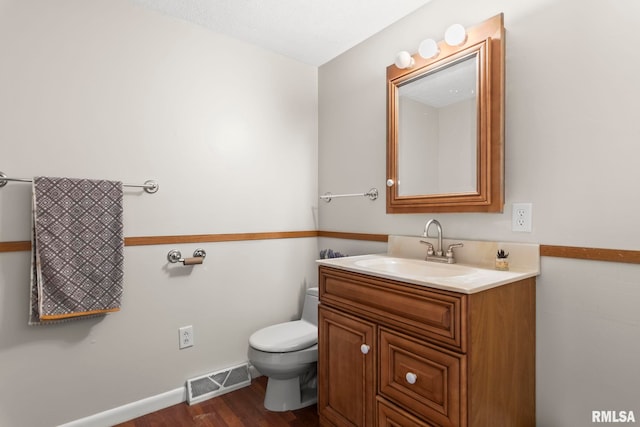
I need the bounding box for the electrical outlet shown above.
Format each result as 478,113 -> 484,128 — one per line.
179,325 -> 194,349
512,203 -> 532,232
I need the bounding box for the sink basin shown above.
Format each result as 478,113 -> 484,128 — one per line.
354,257 -> 478,278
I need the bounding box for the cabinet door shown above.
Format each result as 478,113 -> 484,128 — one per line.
319,306 -> 376,427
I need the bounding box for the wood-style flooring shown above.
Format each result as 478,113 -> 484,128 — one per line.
114,376 -> 319,427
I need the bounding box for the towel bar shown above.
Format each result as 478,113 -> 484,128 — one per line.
0,171 -> 159,194
320,188 -> 378,203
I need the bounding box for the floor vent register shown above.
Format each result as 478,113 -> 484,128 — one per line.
186,363 -> 251,405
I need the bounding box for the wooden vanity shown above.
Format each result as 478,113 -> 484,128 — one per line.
317,265 -> 536,427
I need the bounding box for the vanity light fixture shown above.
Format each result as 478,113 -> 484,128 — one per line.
394,50 -> 415,69
418,38 -> 439,59
444,23 -> 467,46
394,23 -> 468,69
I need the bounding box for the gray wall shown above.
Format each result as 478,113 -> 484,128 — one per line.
318,0 -> 640,426
0,1 -> 318,426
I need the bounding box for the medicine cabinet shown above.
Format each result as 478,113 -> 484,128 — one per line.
386,14 -> 505,213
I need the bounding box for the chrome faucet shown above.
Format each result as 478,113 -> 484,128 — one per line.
420,219 -> 464,264
422,219 -> 443,256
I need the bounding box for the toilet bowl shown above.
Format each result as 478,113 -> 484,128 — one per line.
248,287 -> 319,412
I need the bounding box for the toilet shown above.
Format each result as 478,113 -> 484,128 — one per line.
247,287 -> 319,412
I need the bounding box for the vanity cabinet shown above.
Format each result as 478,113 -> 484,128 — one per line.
317,265 -> 535,427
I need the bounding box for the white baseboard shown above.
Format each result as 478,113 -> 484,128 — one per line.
57,387 -> 186,427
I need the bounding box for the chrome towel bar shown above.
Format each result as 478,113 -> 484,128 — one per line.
0,171 -> 159,194
320,188 -> 378,203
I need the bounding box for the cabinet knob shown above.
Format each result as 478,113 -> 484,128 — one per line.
386,179 -> 395,187
360,344 -> 370,355
405,372 -> 418,384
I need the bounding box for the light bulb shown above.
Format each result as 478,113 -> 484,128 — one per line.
394,51 -> 415,69
444,23 -> 467,46
418,39 -> 439,59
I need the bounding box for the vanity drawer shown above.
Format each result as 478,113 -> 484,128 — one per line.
377,398 -> 435,427
319,266 -> 466,351
379,328 -> 466,427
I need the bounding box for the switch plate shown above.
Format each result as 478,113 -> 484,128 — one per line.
179,325 -> 194,349
512,203 -> 532,232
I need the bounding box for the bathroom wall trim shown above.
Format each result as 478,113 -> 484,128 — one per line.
2,230 -> 639,264
317,230 -> 389,242
0,231 -> 319,253
0,240 -> 30,252
539,244 -> 640,264
124,230 -> 319,246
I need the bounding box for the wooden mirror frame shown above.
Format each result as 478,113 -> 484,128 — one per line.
386,14 -> 505,213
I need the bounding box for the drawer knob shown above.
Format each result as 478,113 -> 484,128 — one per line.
360,344 -> 370,355
405,372 -> 418,384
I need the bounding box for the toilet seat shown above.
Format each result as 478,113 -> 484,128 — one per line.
249,320 -> 317,352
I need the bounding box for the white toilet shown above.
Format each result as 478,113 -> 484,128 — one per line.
247,287 -> 319,412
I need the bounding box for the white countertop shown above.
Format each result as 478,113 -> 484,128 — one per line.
316,236 -> 540,294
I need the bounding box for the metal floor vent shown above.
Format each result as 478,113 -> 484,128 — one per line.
186,363 -> 251,405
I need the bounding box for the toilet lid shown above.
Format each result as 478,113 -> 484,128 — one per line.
249,320 -> 317,352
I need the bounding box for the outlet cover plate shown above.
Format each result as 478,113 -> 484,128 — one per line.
512,203 -> 532,232
179,325 -> 194,349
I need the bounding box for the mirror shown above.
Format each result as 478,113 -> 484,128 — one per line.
397,53 -> 478,196
387,14 -> 504,213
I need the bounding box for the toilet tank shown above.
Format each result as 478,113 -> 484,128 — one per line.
301,287 -> 319,326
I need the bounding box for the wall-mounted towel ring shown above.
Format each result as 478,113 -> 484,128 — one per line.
167,249 -> 206,265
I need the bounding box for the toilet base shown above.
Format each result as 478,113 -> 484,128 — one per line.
263,374 -> 317,412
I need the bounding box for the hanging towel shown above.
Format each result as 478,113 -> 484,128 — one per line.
29,177 -> 124,325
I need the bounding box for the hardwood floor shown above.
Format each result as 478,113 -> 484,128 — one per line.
114,376 -> 319,427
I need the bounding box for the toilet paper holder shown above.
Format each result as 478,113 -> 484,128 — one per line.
167,248 -> 206,265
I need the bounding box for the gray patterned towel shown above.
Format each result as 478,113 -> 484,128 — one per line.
29,177 -> 124,325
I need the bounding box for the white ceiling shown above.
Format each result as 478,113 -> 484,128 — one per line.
131,0 -> 433,66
